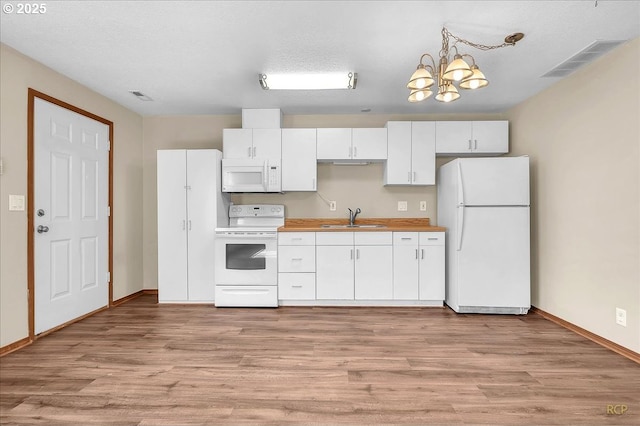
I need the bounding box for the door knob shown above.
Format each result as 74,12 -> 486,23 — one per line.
37,209 -> 45,217
37,225 -> 49,233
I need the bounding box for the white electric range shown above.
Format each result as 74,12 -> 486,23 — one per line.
214,204 -> 284,307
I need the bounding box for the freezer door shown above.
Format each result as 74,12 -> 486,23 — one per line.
457,206 -> 530,308
459,157 -> 529,206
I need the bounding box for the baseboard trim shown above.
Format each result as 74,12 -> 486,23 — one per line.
112,289 -> 158,307
0,337 -> 32,357
531,306 -> 639,364
36,305 -> 109,339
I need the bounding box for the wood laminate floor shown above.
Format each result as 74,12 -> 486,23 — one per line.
1,294 -> 638,425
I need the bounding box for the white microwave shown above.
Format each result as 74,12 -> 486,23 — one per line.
221,158 -> 281,193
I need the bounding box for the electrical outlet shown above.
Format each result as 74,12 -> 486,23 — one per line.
398,201 -> 408,212
329,201 -> 337,211
616,308 -> 627,327
420,201 -> 427,211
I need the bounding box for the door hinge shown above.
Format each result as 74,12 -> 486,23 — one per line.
106,272 -> 111,283
107,140 -> 111,151
107,206 -> 111,217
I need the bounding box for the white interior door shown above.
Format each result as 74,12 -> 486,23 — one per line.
34,98 -> 109,334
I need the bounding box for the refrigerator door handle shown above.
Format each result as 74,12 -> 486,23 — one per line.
457,206 -> 464,251
457,162 -> 464,206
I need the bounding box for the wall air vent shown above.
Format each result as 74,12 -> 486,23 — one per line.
542,40 -> 626,78
129,90 -> 153,101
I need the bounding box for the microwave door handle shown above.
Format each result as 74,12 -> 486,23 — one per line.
263,161 -> 269,190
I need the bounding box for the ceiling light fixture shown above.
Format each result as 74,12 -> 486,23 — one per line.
259,72 -> 357,90
407,27 -> 524,104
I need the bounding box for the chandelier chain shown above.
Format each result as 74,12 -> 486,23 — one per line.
443,27 -> 516,51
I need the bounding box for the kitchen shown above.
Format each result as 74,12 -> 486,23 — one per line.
1,1 -> 639,424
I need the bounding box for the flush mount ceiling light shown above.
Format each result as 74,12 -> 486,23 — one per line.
407,27 -> 524,104
259,72 -> 357,90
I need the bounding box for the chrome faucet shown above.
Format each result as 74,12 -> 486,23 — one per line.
348,208 -> 361,226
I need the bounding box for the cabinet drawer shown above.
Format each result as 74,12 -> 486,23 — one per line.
278,246 -> 316,272
354,231 -> 392,245
316,232 -> 354,245
278,273 -> 316,300
393,232 -> 419,246
278,232 -> 315,245
419,232 -> 445,245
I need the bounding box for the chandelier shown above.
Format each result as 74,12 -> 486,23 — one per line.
407,27 -> 524,103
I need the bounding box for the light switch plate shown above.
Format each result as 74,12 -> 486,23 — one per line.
398,201 -> 408,212
420,201 -> 427,211
616,308 -> 627,327
329,201 -> 337,211
9,195 -> 25,211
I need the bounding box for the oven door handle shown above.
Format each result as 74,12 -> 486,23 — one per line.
216,235 -> 277,240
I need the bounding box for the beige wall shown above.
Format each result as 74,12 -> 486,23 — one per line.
142,112 -> 502,290
507,38 -> 640,353
0,44 -> 144,347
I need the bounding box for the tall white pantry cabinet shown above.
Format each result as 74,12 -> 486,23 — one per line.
157,149 -> 229,303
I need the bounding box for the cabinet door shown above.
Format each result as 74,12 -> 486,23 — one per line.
355,245 -> 393,300
351,128 -> 387,160
317,128 -> 352,160
419,245 -> 445,301
278,246 -> 316,273
157,150 -> 188,302
435,121 -> 473,154
222,129 -> 253,159
393,245 -> 419,300
472,121 -> 509,154
282,129 -> 317,191
252,129 -> 281,159
384,121 -> 412,185
411,122 -> 436,185
316,246 -> 354,299
185,150 -> 218,301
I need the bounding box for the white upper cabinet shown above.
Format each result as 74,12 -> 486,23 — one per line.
317,128 -> 387,162
435,121 -> 508,156
281,129 -> 317,191
384,121 -> 435,186
351,128 -> 387,161
223,128 -> 281,160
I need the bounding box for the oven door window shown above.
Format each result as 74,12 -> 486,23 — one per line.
226,244 -> 266,270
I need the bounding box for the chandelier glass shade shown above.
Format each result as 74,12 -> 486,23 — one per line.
406,27 -> 523,103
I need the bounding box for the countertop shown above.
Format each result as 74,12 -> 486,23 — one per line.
278,218 -> 446,232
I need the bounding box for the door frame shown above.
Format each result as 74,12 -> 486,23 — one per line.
27,88 -> 114,340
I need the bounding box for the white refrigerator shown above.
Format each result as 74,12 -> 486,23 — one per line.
437,156 -> 530,314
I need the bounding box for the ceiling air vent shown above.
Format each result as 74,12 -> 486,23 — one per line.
542,40 -> 626,78
129,90 -> 153,101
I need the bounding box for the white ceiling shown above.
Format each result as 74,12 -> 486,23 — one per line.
1,1 -> 638,116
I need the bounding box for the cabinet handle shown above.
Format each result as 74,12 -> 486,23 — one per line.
292,285 -> 303,288
474,139 -> 478,150
356,249 -> 360,259
408,172 -> 411,183
401,237 -> 412,241
350,249 -> 354,260
428,237 -> 438,240
292,237 -> 303,241
353,146 -> 357,158
415,249 -> 419,259
253,146 -> 257,157
188,220 -> 192,231
247,147 -> 252,157
182,220 -> 186,230
413,171 -> 416,182
421,249 -> 425,259
291,257 -> 303,261
468,139 -> 472,150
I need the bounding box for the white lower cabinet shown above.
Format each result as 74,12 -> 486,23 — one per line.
393,232 -> 445,302
277,230 -> 444,305
278,232 -> 316,301
419,233 -> 445,301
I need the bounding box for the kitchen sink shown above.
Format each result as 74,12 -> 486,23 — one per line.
320,224 -> 386,228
